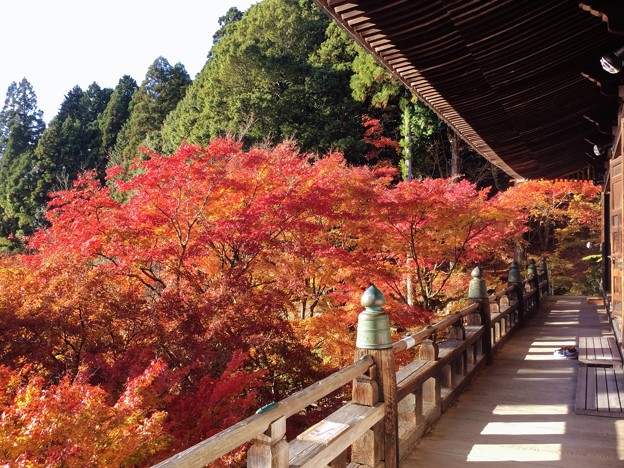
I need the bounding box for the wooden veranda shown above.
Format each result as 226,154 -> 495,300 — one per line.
153,271 -> 624,467
403,296 -> 624,467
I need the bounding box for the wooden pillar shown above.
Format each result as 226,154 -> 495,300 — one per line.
354,285 -> 398,468
247,416 -> 288,468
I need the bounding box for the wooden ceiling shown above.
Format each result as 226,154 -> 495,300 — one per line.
314,0 -> 624,180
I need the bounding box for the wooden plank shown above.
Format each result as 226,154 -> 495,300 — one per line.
590,336 -> 599,360
607,336 -> 622,367
596,367 -> 609,411
289,403 -> 384,468
586,366 -> 597,411
579,336 -> 588,361
605,367 -> 622,412
575,365 -> 588,412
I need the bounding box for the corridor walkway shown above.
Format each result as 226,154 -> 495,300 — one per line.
402,296 -> 624,467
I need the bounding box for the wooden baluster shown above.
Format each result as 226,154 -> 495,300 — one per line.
419,336 -> 440,409
247,416 -> 288,468
490,300 -> 500,343
351,366 -> 383,467
500,294 -> 512,325
354,286 -> 398,468
450,315 -> 467,382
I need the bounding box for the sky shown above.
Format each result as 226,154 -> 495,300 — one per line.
0,0 -> 257,122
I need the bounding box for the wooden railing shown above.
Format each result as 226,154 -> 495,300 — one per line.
154,259 -> 549,468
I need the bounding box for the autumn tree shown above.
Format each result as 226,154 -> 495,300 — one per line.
0,362 -> 171,466
497,179 -> 602,293
374,178 -> 525,312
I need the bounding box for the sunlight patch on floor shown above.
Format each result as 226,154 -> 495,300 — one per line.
467,444 -> 561,462
481,421 -> 565,435
528,341 -> 577,346
543,321 -> 580,326
492,404 -> 569,415
616,420 -> 624,460
515,368 -> 573,375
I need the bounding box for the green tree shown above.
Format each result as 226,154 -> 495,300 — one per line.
0,79 -> 45,241
161,0 -> 329,152
0,79 -> 45,165
212,6 -> 244,45
19,82 -> 113,237
99,75 -> 138,154
36,83 -> 112,182
112,57 -> 191,166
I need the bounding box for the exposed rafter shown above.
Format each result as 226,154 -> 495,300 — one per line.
314,0 -> 622,180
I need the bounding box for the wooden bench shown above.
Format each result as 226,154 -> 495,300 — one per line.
578,336 -> 622,368
575,365 -> 624,417
575,336 -> 624,417
288,403 -> 384,467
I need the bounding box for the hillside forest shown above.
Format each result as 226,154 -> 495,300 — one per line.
0,0 -> 602,465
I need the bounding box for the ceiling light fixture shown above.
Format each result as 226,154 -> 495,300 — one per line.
593,142 -> 611,156
601,45 -> 624,74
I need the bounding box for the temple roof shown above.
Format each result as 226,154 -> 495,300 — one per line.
314,0 -> 624,180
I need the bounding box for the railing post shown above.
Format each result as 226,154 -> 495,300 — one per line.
247,416 -> 288,468
354,285 -> 398,468
508,260 -> 525,327
527,259 -> 540,307
541,257 -> 550,296
468,266 -> 492,365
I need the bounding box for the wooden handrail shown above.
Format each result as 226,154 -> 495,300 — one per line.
154,355 -> 374,468
393,302 -> 480,354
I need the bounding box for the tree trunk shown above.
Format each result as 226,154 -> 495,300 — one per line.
403,105 -> 413,181
447,128 -> 460,177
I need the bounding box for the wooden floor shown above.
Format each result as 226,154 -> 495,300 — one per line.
402,296 -> 624,467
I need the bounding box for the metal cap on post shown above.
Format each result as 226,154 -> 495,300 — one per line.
468,266 -> 487,299
356,285 -> 392,350
507,260 -> 521,283
527,259 -> 537,278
